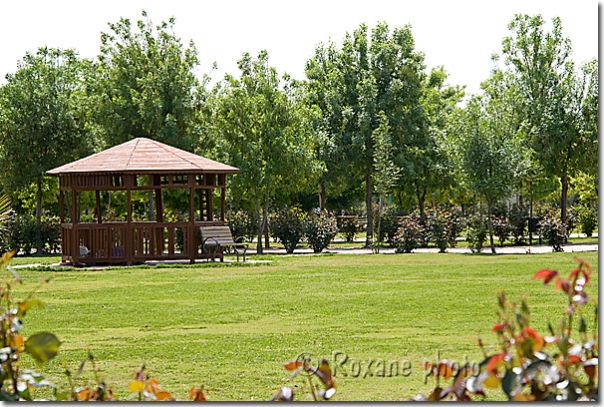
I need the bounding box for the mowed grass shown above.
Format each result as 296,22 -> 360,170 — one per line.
10,251 -> 599,401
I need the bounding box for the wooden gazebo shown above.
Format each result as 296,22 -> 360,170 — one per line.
46,138 -> 240,265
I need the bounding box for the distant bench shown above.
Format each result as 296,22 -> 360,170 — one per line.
199,225 -> 248,262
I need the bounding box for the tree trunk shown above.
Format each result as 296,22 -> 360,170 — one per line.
148,189 -> 155,221
487,197 -> 496,254
560,174 -> 568,226
264,219 -> 270,249
36,178 -> 43,255
318,181 -> 326,211
261,190 -> 270,251
255,196 -> 263,254
416,185 -> 427,224
365,172 -> 373,247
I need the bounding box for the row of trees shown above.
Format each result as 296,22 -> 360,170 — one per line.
0,12 -> 597,254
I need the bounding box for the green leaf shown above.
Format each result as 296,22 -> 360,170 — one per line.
24,332 -> 61,365
17,299 -> 45,318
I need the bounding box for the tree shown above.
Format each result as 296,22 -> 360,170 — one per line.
0,47 -> 91,253
306,23 -> 424,246
304,42 -> 355,211
501,14 -> 598,225
407,67 -> 464,223
206,51 -> 320,254
454,70 -> 529,253
88,10 -> 203,151
372,111 -> 400,250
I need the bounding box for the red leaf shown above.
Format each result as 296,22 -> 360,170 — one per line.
555,278 -> 570,294
521,327 -> 540,341
533,269 -> 558,285
486,353 -> 505,373
492,323 -> 507,333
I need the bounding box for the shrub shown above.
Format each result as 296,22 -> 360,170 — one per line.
444,208 -> 465,248
565,206 -> 579,237
226,209 -> 255,242
4,213 -> 38,255
373,205 -> 400,246
40,213 -> 61,254
539,210 -> 566,252
491,215 -> 513,247
268,207 -> 306,254
394,215 -> 425,253
466,216 -> 487,253
304,210 -> 338,253
416,258 -> 598,401
425,210 -> 448,253
338,215 -> 359,243
577,205 -> 598,237
508,203 -> 528,244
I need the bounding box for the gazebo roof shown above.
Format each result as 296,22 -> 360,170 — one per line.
46,137 -> 240,175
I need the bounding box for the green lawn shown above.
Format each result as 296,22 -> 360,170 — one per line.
10,251 -> 599,401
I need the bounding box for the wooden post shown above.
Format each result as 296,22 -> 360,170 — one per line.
71,176 -> 78,264
189,174 -> 196,264
59,189 -> 64,224
220,174 -> 226,223
154,175 -> 164,255
126,175 -> 133,266
95,190 -> 102,224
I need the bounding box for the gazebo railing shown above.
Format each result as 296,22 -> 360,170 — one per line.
62,220 -> 224,264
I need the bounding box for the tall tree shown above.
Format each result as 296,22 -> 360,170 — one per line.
306,23 -> 424,245
206,51 -> 320,253
455,70 -> 529,253
501,14 -> 598,225
304,42 -> 354,211
0,47 -> 91,253
88,10 -> 203,151
407,67 -> 464,223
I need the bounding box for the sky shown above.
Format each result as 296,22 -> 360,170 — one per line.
0,0 -> 599,95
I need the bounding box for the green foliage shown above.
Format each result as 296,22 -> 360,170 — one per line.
577,205 -> 598,237
418,259 -> 597,401
89,10 -> 202,151
466,216 -> 488,253
373,205 -> 400,246
305,22 -> 425,244
508,203 -> 528,244
394,215 -> 425,253
303,210 -> 338,253
491,215 -> 513,247
501,14 -> 598,225
0,213 -> 60,255
338,216 -> 359,243
225,209 -> 255,242
444,207 -> 466,248
206,51 -> 319,253
539,210 -> 567,252
268,207 -> 307,254
425,209 -> 449,253
0,47 -> 92,252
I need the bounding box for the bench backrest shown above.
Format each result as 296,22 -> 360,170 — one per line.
199,226 -> 236,245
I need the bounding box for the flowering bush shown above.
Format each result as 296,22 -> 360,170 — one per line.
394,215 -> 425,253
268,207 -> 307,254
304,210 -> 338,253
416,258 -> 598,401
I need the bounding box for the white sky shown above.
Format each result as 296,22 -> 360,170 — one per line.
0,0 -> 599,95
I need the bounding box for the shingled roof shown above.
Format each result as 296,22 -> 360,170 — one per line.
46,138 -> 240,175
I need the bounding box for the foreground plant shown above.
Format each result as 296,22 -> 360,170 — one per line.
0,250 -> 60,401
270,357 -> 336,401
415,258 -> 598,401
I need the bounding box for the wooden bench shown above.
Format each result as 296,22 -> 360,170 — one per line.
199,225 -> 248,262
